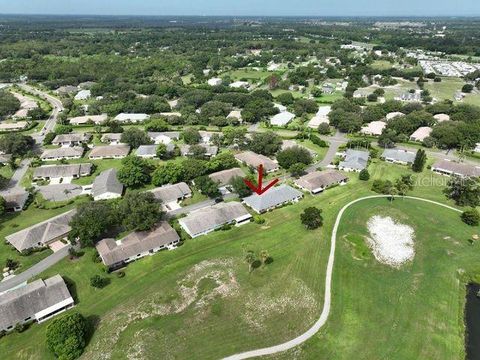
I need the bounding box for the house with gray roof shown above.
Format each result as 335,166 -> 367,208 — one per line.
150,182 -> 191,211
5,210 -> 75,252
181,144 -> 218,157
33,164 -> 92,182
243,185 -> 303,214
234,151 -> 279,173
52,133 -> 91,147
0,154 -> 12,164
431,160 -> 480,178
92,168 -> 124,201
295,170 -> 348,194
209,168 -> 246,187
0,274 -> 74,332
40,147 -> 84,161
338,149 -> 369,172
179,202 -> 252,238
381,149 -> 416,165
96,222 -> 180,270
89,144 -> 130,159
2,191 -> 30,212
136,145 -> 158,158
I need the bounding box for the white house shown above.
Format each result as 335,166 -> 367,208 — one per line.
92,168 -> 124,201
270,111 -> 295,127
208,78 -> 222,86
114,113 -> 150,123
74,90 -> 91,101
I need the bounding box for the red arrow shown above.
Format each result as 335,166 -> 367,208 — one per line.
243,164 -> 279,195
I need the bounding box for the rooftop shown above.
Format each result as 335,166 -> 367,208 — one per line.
243,185 -> 303,213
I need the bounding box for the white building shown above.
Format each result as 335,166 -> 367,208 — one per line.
208,78 -> 222,86
114,113 -> 150,123
270,111 -> 295,126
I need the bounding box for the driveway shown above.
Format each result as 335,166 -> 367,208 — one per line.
0,159 -> 31,194
37,183 -> 84,202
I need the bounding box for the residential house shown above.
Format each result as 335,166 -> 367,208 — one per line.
114,113 -> 150,123
101,133 -> 123,145
243,185 -> 303,214
136,145 -> 158,158
198,131 -> 220,144
2,191 -> 29,212
234,151 -> 279,173
96,222 -> 180,270
6,210 -> 75,252
386,112 -> 405,121
69,114 -> 108,125
434,113 -> 450,122
89,144 -> 130,159
360,121 -> 386,136
148,131 -> 180,145
474,143 -> 480,153
270,111 -> 295,127
338,149 -> 369,172
295,170 -> 348,194
40,147 -> 84,161
0,275 -> 74,332
33,164 -> 92,182
381,149 -> 416,165
92,169 -> 124,201
431,160 -> 480,178
227,110 -> 242,123
0,122 -> 28,132
308,106 -> 331,128
208,78 -> 223,86
180,144 -> 218,157
52,133 -> 91,147
179,202 -> 252,238
410,127 -> 432,142
396,91 -> 421,102
229,81 -> 249,89
209,168 -> 246,188
74,90 -> 91,101
55,85 -> 78,96
150,182 -> 192,211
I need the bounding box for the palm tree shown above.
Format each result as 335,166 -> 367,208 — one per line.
260,250 -> 269,267
245,250 -> 256,273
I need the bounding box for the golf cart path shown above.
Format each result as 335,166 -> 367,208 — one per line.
223,195 -> 462,360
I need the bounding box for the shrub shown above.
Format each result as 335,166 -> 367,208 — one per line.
46,312 -> 87,360
461,209 -> 480,226
90,275 -> 109,288
116,271 -> 126,278
359,169 -> 370,181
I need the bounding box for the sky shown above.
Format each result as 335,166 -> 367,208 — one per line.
1,0 -> 479,17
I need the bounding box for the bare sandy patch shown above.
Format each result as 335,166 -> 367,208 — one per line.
366,215 -> 415,267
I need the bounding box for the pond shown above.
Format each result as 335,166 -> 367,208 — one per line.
466,283 -> 480,360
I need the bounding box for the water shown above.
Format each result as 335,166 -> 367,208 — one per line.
465,283 -> 480,360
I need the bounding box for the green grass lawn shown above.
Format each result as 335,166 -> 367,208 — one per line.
0,161 -> 471,360
226,69 -> 271,81
371,60 -> 394,70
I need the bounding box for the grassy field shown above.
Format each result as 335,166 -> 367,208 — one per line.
371,60 -> 393,70
226,69 -> 271,82
0,161 -> 472,359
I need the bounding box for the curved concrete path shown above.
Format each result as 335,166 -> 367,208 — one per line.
224,195 -> 462,360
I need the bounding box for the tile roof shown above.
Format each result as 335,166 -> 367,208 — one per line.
338,149 -> 369,171
33,164 -> 92,179
209,168 -> 246,187
150,182 -> 191,203
432,160 -> 480,177
381,149 -> 416,164
89,145 -> 130,158
295,170 -> 348,192
92,169 -> 123,198
243,185 -> 303,213
40,147 -> 84,160
234,151 -> 278,172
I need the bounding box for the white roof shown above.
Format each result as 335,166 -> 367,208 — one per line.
273,103 -> 287,112
270,111 -> 295,126
69,114 -> 107,125
308,106 -> 331,128
74,90 -> 91,101
434,113 -> 450,122
386,112 -> 405,120
410,127 -> 432,141
360,121 -> 387,136
114,113 -> 150,122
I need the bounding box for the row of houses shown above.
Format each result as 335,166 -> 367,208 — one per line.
40,144 -> 131,161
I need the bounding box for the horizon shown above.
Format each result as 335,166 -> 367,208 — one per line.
1,0 -> 479,17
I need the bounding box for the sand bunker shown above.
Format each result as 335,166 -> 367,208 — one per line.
366,215 -> 415,267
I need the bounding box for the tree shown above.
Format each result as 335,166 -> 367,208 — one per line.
69,202 -> 116,247
276,146 -> 312,169
317,123 -> 331,135
117,192 -> 161,231
245,250 -> 256,273
43,132 -> 57,145
247,132 -> 282,156
117,156 -> 153,188
0,91 -> 20,118
152,162 -> 184,186
195,175 -> 220,198
229,176 -> 253,197
46,312 -> 87,360
359,169 -> 370,181
182,158 -> 208,181
120,128 -> 152,148
293,99 -> 318,117
90,275 -> 109,288
462,84 -> 474,93
145,118 -> 169,132
412,149 -> 427,172
260,250 -> 269,267
0,133 -> 34,157
290,163 -> 307,178
276,92 -> 295,106
444,177 -> 480,207
156,143 -> 168,159
300,207 -> 324,230
461,209 -> 480,226
182,128 -> 201,145
0,196 -> 5,216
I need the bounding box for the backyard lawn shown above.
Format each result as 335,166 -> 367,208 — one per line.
0,161 -> 473,360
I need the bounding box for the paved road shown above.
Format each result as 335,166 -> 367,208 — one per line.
0,244 -> 71,293
223,195 -> 462,360
0,159 -> 30,194
308,131 -> 347,171
18,83 -> 64,140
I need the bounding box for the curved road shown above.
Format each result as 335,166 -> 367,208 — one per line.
224,195 -> 462,360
